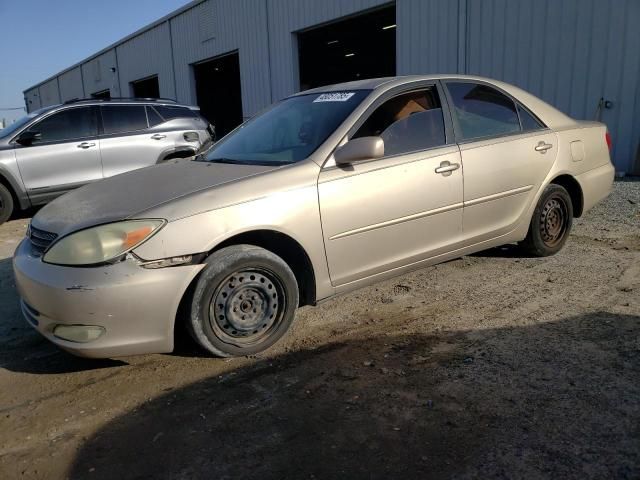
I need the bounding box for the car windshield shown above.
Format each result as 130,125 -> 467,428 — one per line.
0,106 -> 56,139
201,90 -> 370,165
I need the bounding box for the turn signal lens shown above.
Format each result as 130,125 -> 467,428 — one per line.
605,132 -> 612,150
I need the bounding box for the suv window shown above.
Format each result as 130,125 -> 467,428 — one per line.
146,106 -> 164,127
155,105 -> 197,121
353,87 -> 446,156
101,105 -> 148,134
447,82 -> 520,140
27,107 -> 97,143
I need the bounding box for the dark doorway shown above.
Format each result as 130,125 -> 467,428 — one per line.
193,52 -> 243,137
297,5 -> 396,91
91,89 -> 111,99
131,75 -> 160,98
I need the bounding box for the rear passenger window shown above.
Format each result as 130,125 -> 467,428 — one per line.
155,105 -> 197,121
353,87 -> 446,156
518,104 -> 544,131
447,82 -> 520,140
146,106 -> 164,127
101,105 -> 148,134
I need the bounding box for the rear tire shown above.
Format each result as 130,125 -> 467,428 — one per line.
520,184 -> 573,257
0,184 -> 14,225
188,245 -> 299,357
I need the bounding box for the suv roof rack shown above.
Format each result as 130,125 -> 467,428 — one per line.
63,97 -> 178,105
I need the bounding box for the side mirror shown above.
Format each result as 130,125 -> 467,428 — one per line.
16,131 -> 41,146
334,136 -> 384,166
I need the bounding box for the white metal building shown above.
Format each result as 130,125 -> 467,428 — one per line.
23,0 -> 640,173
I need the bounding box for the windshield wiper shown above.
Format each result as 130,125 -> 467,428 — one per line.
205,157 -> 248,165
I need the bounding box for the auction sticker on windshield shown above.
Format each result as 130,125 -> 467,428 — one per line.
313,92 -> 356,102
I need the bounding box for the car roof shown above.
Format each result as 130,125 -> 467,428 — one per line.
50,98 -> 199,110
294,74 -> 576,129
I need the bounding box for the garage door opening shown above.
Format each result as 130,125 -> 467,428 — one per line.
297,5 -> 396,91
193,52 -> 243,138
131,75 -> 160,98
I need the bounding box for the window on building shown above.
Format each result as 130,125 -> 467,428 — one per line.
27,107 -> 97,143
447,82 -> 520,140
353,87 -> 446,156
101,105 -> 148,134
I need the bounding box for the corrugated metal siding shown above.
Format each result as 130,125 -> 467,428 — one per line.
464,0 -> 640,172
396,0 -> 460,75
38,79 -> 60,107
21,0 -> 640,171
266,0 -> 391,101
24,89 -> 41,112
170,0 -> 272,118
58,67 -> 84,102
116,22 -> 176,99
81,49 -> 119,97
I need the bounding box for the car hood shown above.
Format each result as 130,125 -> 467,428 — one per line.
31,159 -> 277,236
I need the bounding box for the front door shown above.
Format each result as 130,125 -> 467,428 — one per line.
319,86 -> 464,287
14,106 -> 102,204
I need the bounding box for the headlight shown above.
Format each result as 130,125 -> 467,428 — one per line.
43,220 -> 164,266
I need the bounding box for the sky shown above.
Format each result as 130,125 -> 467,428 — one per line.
0,0 -> 190,125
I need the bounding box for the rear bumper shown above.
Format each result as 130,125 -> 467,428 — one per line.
13,239 -> 204,358
576,162 -> 615,215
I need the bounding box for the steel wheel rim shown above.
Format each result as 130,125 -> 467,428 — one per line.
208,268 -> 286,347
539,195 -> 568,247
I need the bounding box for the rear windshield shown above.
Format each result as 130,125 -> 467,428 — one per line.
154,105 -> 198,121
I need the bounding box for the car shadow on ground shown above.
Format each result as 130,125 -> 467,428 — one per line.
68,311 -> 640,480
0,258 -> 128,374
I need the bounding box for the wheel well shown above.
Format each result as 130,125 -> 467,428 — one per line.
551,175 -> 583,217
0,173 -> 20,211
160,149 -> 196,162
214,230 -> 317,307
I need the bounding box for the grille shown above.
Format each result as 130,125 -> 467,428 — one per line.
29,225 -> 58,256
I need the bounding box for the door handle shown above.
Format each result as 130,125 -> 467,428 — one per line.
535,141 -> 553,153
77,142 -> 96,149
151,134 -> 166,140
434,161 -> 460,176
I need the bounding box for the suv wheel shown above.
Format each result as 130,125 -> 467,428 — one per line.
0,184 -> 14,225
520,184 -> 573,257
188,245 -> 299,357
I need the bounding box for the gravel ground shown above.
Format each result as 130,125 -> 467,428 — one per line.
0,181 -> 638,480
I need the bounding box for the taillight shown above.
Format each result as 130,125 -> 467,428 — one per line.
605,132 -> 612,150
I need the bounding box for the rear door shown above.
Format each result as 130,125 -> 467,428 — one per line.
13,106 -> 102,204
98,104 -> 174,178
443,81 -> 557,243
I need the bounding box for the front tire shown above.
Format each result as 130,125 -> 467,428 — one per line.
520,184 -> 573,257
0,184 -> 14,225
188,245 -> 299,357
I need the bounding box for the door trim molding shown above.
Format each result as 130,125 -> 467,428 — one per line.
464,185 -> 533,207
330,202 -> 463,240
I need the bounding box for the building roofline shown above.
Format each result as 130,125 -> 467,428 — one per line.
23,0 -> 205,94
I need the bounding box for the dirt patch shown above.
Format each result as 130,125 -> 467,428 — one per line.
0,182 -> 638,479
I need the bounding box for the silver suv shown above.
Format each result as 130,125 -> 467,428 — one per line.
0,98 -> 212,224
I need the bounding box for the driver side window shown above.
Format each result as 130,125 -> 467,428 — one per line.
353,87 -> 446,156
27,107 -> 97,144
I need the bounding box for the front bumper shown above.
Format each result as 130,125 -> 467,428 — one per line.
12,239 -> 204,358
